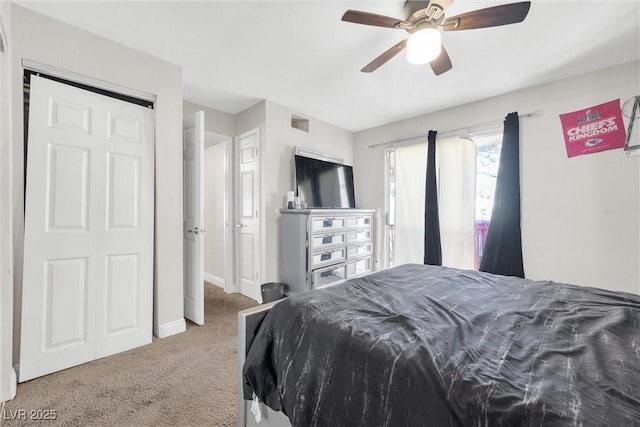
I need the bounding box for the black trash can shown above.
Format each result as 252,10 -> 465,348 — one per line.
261,282 -> 286,303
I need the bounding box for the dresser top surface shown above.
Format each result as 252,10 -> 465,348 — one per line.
280,208 -> 375,215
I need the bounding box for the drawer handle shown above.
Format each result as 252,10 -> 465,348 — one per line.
320,234 -> 335,243
320,270 -> 334,278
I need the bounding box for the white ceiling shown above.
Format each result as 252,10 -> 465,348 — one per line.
15,0 -> 640,132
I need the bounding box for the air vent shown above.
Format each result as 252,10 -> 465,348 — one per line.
291,115 -> 309,133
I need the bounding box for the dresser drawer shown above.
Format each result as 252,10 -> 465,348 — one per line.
311,248 -> 345,268
346,229 -> 371,244
311,216 -> 346,232
347,215 -> 372,228
310,232 -> 345,252
311,264 -> 347,289
346,256 -> 371,278
347,243 -> 372,259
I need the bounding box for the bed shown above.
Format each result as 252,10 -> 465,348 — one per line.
239,264 -> 640,426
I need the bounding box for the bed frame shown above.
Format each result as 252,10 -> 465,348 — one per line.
237,277 -> 354,427
237,302 -> 291,427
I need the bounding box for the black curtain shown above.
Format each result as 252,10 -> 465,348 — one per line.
424,130 -> 442,266
479,112 -> 524,277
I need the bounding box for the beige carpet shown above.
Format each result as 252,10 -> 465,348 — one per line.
2,283 -> 257,427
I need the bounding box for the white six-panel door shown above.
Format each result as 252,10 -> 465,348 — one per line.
20,76 -> 154,382
183,111 -> 205,325
235,129 -> 261,302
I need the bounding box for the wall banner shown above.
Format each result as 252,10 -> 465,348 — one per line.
559,99 -> 626,158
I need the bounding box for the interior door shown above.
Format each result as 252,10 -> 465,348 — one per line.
235,129 -> 261,302
20,76 -> 154,382
183,111 -> 205,325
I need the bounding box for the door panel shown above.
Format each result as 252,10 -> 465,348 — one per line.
241,234 -> 255,281
107,112 -> 141,143
235,129 -> 261,302
96,92 -> 153,358
49,98 -> 91,134
105,254 -> 139,334
21,76 -> 154,381
241,171 -> 254,216
46,144 -> 90,230
107,153 -> 140,229
183,111 -> 204,325
184,158 -> 195,219
44,257 -> 89,349
184,239 -> 197,305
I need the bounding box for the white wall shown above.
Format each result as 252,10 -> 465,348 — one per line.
184,101 -> 234,137
354,61 -> 640,295
9,4 -> 185,366
236,101 -> 266,136
264,101 -> 354,283
203,144 -> 226,284
0,2 -> 16,403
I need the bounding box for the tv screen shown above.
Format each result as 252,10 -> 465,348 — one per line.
295,155 -> 356,208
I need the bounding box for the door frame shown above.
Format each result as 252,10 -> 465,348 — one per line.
203,131 -> 234,294
0,9 -> 16,401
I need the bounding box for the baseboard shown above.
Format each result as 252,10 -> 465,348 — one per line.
10,367 -> 16,399
156,318 -> 186,339
1,366 -> 17,400
204,272 -> 224,288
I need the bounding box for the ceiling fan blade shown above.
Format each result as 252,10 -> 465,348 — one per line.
361,39 -> 408,73
342,10 -> 404,28
430,45 -> 452,76
443,1 -> 531,31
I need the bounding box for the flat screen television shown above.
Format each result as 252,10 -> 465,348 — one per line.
294,155 -> 356,208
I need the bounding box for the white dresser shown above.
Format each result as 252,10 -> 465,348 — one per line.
279,209 -> 375,294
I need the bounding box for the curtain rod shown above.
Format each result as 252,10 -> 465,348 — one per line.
364,109 -> 544,149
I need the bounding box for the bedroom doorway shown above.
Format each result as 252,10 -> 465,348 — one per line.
183,111 -> 234,325
203,132 -> 233,294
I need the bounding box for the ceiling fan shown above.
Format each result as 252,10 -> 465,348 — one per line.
341,0 -> 531,75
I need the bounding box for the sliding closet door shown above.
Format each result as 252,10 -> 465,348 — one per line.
20,76 -> 154,382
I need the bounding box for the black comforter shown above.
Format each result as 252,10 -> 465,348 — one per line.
244,264 -> 640,426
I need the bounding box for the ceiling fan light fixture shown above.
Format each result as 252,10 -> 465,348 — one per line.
406,27 -> 441,65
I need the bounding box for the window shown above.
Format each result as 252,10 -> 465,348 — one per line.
385,149 -> 396,267
473,134 -> 502,269
384,130 -> 502,269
